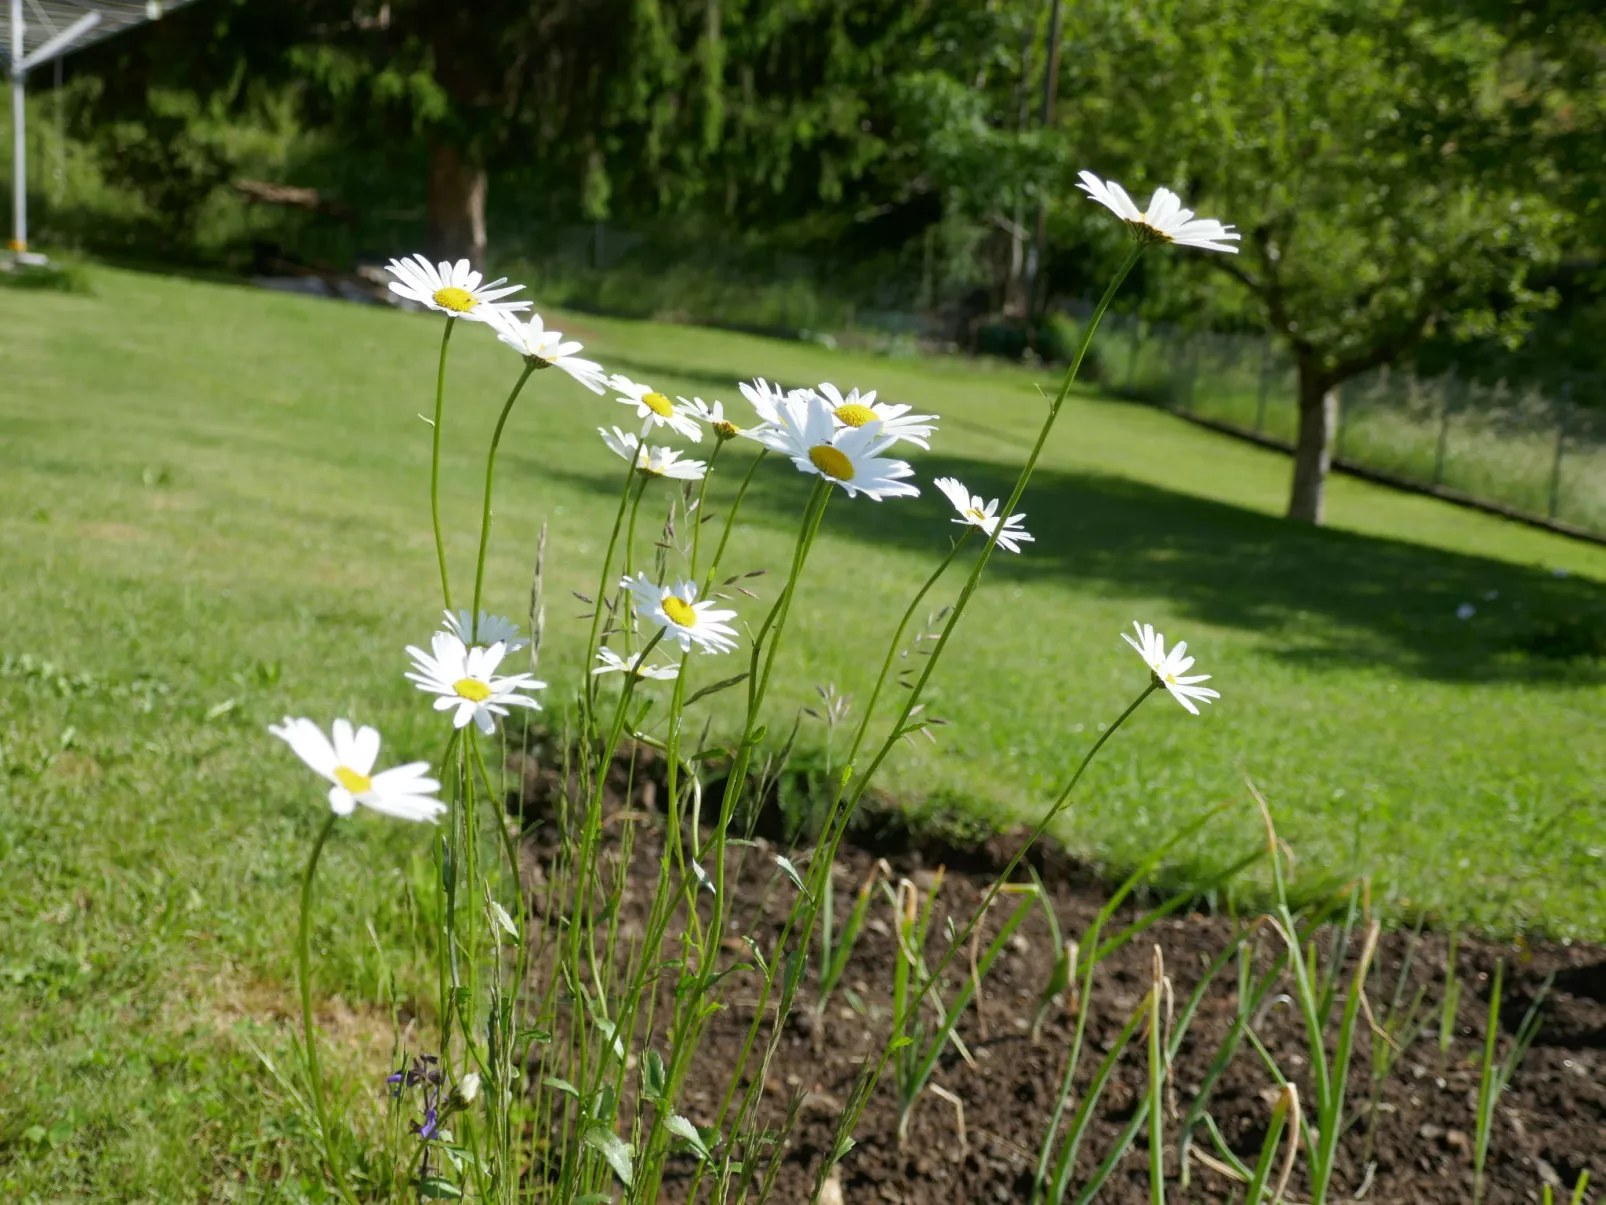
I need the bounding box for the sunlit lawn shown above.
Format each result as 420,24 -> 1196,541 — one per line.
2,263 -> 1604,1197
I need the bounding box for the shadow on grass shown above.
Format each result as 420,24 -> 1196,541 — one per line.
518,443 -> 1606,686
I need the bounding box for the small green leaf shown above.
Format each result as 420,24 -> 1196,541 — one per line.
417,1177 -> 463,1199
583,1125 -> 635,1188
666,1113 -> 712,1161
774,855 -> 808,896
542,1076 -> 580,1098
684,672 -> 749,708
641,1050 -> 667,1101
487,899 -> 521,943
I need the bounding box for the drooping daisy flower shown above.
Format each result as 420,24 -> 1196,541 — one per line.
934,477 -> 1033,553
757,394 -> 919,501
442,609 -> 528,653
738,378 -> 789,428
815,382 -> 939,450
1121,621 -> 1220,715
404,631 -> 545,734
687,397 -> 741,442
1075,172 -> 1240,254
593,647 -> 681,681
622,574 -> 740,654
489,311 -> 608,393
611,375 -> 703,442
269,717 -> 445,822
598,427 -> 707,480
384,254 -> 533,320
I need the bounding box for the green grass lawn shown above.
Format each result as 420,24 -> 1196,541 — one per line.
2,262 -> 1604,1198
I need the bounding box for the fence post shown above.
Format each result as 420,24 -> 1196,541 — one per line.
1254,341 -> 1271,434
1547,381 -> 1572,520
1432,371 -> 1455,487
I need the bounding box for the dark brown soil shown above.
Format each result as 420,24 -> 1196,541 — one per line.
512,749 -> 1606,1204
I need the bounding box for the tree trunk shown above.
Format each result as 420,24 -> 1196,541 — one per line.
426,142 -> 487,266
1287,360 -> 1338,524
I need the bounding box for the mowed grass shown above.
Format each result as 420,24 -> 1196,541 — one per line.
2,263 -> 1604,1198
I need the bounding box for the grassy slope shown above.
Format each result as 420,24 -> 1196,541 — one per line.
2,264 -> 1603,1196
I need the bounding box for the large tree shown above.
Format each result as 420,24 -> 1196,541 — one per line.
1057,0 -> 1573,523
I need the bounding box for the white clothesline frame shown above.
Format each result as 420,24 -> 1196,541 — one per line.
6,0 -> 200,254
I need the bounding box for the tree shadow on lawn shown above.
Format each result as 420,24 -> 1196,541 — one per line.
521,446 -> 1606,687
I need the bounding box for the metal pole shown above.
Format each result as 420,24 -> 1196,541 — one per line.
1547,381 -> 1571,520
9,0 -> 25,253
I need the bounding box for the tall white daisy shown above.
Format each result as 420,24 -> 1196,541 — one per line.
934,477 -> 1033,553
269,717 -> 445,822
598,427 -> 707,480
489,311 -> 608,393
622,574 -> 740,654
405,631 -> 545,734
738,378 -> 789,427
815,382 -> 939,450
611,375 -> 704,442
593,647 -> 681,681
687,397 -> 741,442
1075,172 -> 1240,254
1121,621 -> 1220,715
384,254 -> 534,320
756,394 -> 919,501
442,609 -> 528,653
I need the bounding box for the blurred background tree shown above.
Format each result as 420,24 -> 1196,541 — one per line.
9,0 -> 1602,523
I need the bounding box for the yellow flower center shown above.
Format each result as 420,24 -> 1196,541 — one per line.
808,444 -> 856,480
334,765 -> 372,795
1164,672 -> 1178,685
965,507 -> 988,524
433,286 -> 479,313
661,596 -> 698,627
713,421 -> 738,440
453,677 -> 493,702
833,403 -> 877,427
642,391 -> 675,418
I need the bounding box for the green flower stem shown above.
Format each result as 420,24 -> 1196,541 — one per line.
623,474 -> 649,582
841,528 -> 971,770
469,362 -> 537,637
636,480 -> 829,1204
296,813 -> 360,1205
430,318 -> 457,611
830,243 -> 1145,841
689,441 -> 723,579
700,448 -> 766,595
583,452 -> 644,721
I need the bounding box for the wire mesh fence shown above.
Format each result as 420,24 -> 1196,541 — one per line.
1087,312 -> 1606,538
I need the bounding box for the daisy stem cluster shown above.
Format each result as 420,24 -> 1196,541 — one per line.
270,184 -> 1246,1203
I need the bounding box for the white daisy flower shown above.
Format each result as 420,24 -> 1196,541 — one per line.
622,574 -> 740,654
1075,172 -> 1240,254
593,647 -> 681,681
738,377 -> 789,427
442,609 -> 528,653
489,311 -> 608,393
384,253 -> 533,320
815,382 -> 939,450
757,394 -> 919,501
269,717 -> 445,822
1121,621 -> 1220,715
687,397 -> 742,441
934,477 -> 1033,553
611,375 -> 703,442
598,427 -> 707,480
404,631 -> 545,734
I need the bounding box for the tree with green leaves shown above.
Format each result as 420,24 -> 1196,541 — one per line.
1057,0 -> 1572,522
